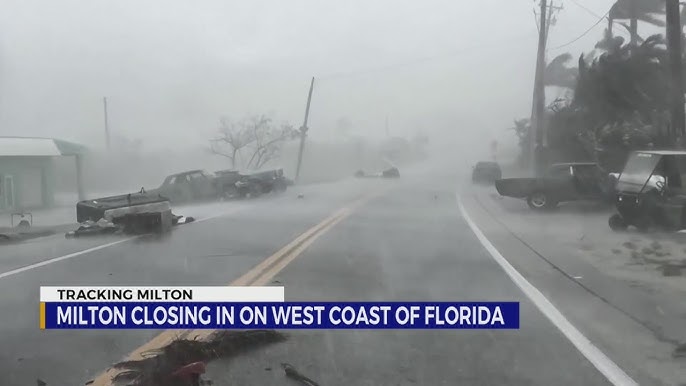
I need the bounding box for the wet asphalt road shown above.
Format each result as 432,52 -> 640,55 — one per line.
0,170 -> 619,386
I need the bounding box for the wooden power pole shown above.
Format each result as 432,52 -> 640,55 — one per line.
666,0 -> 685,145
531,0 -> 548,175
295,77 -> 315,182
530,0 -> 561,174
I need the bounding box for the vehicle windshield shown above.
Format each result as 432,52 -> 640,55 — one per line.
616,152 -> 662,193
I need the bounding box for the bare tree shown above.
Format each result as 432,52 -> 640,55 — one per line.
210,115 -> 297,170
209,117 -> 255,168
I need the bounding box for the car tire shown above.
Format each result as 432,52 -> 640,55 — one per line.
526,192 -> 557,210
608,214 -> 627,231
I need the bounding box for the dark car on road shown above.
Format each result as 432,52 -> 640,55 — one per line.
609,150 -> 686,232
495,162 -> 616,210
471,161 -> 502,184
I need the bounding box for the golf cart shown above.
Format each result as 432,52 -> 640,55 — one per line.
609,150 -> 686,232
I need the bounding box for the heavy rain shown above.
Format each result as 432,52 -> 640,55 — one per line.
1,1 -> 686,385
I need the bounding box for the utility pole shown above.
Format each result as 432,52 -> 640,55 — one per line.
666,0 -> 685,145
530,0 -> 561,174
294,77 -> 315,182
103,97 -> 111,150
530,0 -> 548,175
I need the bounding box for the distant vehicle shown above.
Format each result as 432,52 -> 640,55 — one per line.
609,150 -> 686,232
471,161 -> 502,184
495,162 -> 616,210
354,167 -> 400,179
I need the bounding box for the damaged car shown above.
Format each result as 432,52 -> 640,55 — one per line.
150,168 -> 289,203
235,168 -> 289,198
609,150 -> 686,232
495,162 -> 616,210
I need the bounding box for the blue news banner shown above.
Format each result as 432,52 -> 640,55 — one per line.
42,302 -> 519,329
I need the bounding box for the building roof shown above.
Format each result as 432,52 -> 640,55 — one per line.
0,136 -> 87,157
551,162 -> 598,167
635,150 -> 686,156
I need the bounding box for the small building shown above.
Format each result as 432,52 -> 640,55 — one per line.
0,137 -> 86,212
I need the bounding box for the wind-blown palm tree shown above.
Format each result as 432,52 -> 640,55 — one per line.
544,53 -> 578,88
607,0 -> 665,46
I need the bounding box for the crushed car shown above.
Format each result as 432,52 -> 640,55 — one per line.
609,150 -> 686,232
235,168 -> 289,198
495,162 -> 616,210
471,161 -> 502,184
66,189 -> 194,238
150,168 -> 289,203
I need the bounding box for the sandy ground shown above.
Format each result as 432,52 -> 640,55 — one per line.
480,188 -> 686,295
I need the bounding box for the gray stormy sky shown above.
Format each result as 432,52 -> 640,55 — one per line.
0,0 -> 625,151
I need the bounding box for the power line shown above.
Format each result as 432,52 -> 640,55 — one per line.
566,0 -> 603,19
548,8 -> 610,50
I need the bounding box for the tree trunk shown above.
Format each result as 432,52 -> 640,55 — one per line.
666,0 -> 685,144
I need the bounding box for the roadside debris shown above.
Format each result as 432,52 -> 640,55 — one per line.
66,190 -> 194,238
354,167 -> 400,179
661,264 -> 682,277
112,330 -> 287,386
281,363 -> 320,386
622,241 -> 638,250
674,343 -> 686,358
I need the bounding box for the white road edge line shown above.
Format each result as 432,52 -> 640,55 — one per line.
0,205 -> 248,280
0,238 -> 136,280
457,195 -> 638,386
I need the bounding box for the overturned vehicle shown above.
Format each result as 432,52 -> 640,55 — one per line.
609,150 -> 686,232
67,190 -> 194,238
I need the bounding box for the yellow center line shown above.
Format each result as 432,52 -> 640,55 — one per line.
90,189 -> 385,386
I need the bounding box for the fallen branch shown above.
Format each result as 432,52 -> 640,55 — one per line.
112,330 -> 287,386
281,362 -> 320,386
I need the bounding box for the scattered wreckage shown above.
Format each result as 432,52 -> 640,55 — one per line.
150,168 -> 290,203
495,162 -> 616,210
354,167 -> 400,179
66,190 -> 194,238
471,161 -> 502,184
609,150 -> 686,232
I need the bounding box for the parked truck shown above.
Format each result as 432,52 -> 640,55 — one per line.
495,162 -> 616,210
